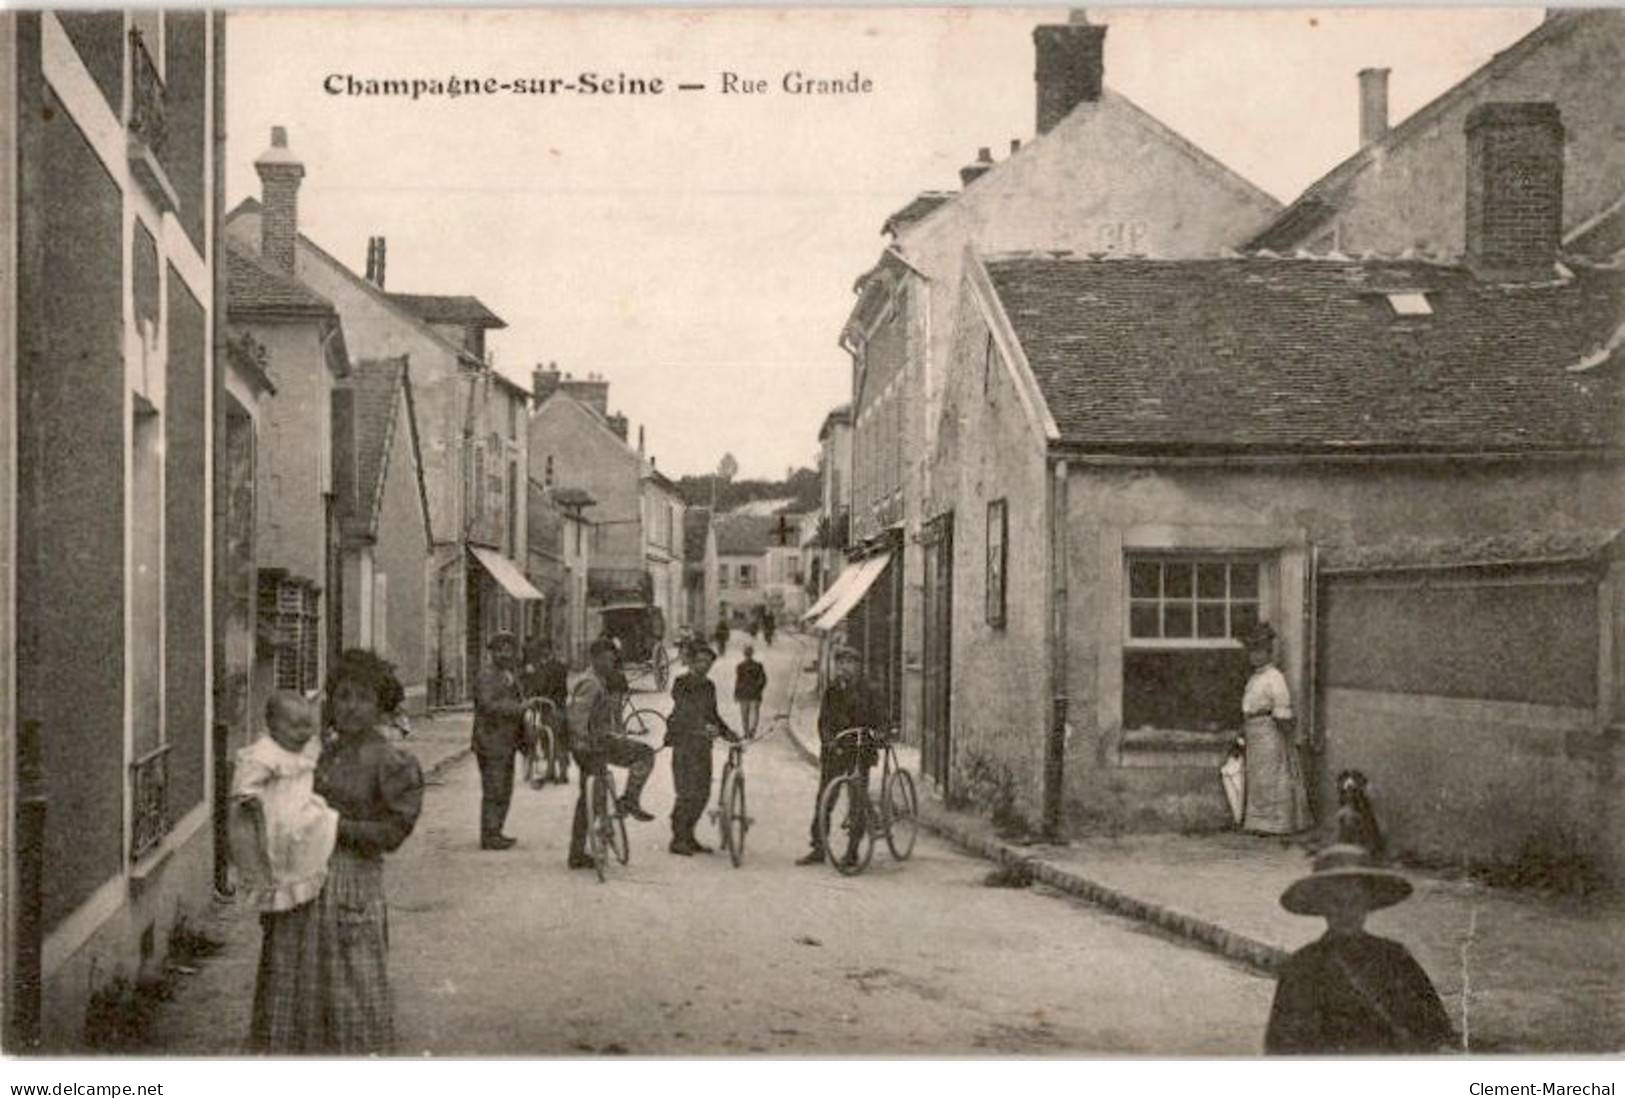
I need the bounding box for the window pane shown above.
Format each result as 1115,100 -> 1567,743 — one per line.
1231,601 -> 1259,638
1197,562 -> 1227,598
1231,563 -> 1260,599
1164,603 -> 1193,638
1130,603 -> 1160,638
1129,560 -> 1160,599
1197,603 -> 1228,638
1164,563 -> 1194,599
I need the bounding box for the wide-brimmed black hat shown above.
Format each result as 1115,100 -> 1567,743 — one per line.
1243,621 -> 1278,650
1280,844 -> 1413,917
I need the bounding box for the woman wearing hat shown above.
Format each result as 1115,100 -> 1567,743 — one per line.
1239,622 -> 1311,836
1266,844 -> 1454,1054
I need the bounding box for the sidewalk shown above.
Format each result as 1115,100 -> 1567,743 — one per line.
779,646 -> 1625,1054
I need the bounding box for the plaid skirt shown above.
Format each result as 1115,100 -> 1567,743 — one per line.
248,847 -> 394,1054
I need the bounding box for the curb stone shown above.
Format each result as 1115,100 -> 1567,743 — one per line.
777,677 -> 1287,978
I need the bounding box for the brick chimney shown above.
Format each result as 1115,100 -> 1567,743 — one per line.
532,362 -> 562,404
1358,68 -> 1390,147
959,147 -> 995,187
254,127 -> 304,275
364,236 -> 387,288
1465,102 -> 1565,279
606,413 -> 628,442
1033,11 -> 1107,136
560,372 -> 610,416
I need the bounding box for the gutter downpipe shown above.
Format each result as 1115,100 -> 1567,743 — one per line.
1042,455 -> 1069,840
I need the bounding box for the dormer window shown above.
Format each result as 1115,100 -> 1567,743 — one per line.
1385,292 -> 1432,317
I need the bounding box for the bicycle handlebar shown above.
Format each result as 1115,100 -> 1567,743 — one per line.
831,726 -> 896,747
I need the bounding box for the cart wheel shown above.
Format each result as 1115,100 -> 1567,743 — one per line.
653,644 -> 670,690
726,773 -> 749,868
885,769 -> 919,861
818,776 -> 874,876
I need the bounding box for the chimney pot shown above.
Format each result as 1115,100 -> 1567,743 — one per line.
1033,18 -> 1107,135
1358,68 -> 1390,148
1465,101 -> 1565,279
959,149 -> 996,187
271,126 -> 288,148
1010,139 -> 1021,154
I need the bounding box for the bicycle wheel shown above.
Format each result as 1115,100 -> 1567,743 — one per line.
726,772 -> 749,868
653,645 -> 670,690
584,773 -> 609,883
885,769 -> 919,861
716,765 -> 736,856
623,707 -> 666,741
818,776 -> 875,876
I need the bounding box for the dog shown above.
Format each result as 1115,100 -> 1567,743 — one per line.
1334,769 -> 1385,859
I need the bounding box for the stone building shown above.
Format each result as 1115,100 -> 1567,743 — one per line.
1246,9 -> 1625,259
935,114 -> 1624,879
2,10 -> 226,1046
840,11 -> 1283,776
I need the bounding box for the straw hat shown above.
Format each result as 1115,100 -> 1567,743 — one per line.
1280,844 -> 1413,917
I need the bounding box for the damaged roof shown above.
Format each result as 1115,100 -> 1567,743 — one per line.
982,253 -> 1625,454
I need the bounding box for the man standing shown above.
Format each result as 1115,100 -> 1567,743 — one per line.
666,645 -> 738,855
797,644 -> 882,868
567,638 -> 657,869
472,631 -> 525,850
733,643 -> 766,738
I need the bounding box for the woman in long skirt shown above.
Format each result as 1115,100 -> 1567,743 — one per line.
249,650 -> 424,1053
1240,623 -> 1311,836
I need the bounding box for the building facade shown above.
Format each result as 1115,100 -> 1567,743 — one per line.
4,10 -> 225,1047
225,136 -> 534,707
935,115 -> 1624,878
643,467 -> 688,633
839,12 -> 1283,762
525,479 -> 594,668
1246,9 -> 1625,259
682,506 -> 720,634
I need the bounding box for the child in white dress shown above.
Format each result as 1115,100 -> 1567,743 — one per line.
229,692 -> 339,911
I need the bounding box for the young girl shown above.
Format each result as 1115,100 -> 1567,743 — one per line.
229,692 -> 338,914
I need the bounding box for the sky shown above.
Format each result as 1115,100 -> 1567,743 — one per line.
227,6 -> 1544,480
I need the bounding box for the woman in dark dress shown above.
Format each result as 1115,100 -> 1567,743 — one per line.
249,649 -> 424,1054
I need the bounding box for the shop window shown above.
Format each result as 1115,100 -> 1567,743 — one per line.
1123,556 -> 1262,733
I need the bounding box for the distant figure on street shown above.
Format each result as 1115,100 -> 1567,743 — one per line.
566,638 -> 657,869
665,644 -> 738,855
1240,623 -> 1311,836
472,631 -> 526,850
762,610 -> 776,646
798,644 -> 882,869
1265,843 -> 1455,1055
713,617 -> 730,656
522,638 -> 572,784
734,644 -> 766,737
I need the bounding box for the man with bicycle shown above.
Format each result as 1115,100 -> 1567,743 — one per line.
566,637 -> 657,870
665,643 -> 739,856
522,637 -> 571,783
797,642 -> 884,868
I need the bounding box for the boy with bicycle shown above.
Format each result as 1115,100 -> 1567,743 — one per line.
797,643 -> 883,869
566,638 -> 656,870
666,644 -> 740,856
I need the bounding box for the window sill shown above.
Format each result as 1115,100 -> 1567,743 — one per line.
1117,728 -> 1236,769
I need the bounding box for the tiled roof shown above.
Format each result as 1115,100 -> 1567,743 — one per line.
818,404 -> 852,441
983,254 -> 1625,453
225,240 -> 335,317
714,513 -> 774,556
882,192 -> 955,236
683,507 -> 712,563
345,357 -> 406,535
1321,528 -> 1621,573
386,292 -> 507,329
1245,10 -> 1612,253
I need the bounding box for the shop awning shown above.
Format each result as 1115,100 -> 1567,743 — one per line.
810,552 -> 890,633
801,565 -> 855,624
469,545 -> 544,600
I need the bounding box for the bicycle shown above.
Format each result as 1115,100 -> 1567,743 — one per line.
817,727 -> 919,876
581,761 -> 630,882
620,695 -> 667,742
521,697 -> 564,788
709,719 -> 780,868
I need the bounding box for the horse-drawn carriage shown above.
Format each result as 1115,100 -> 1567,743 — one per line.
589,601 -> 672,690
